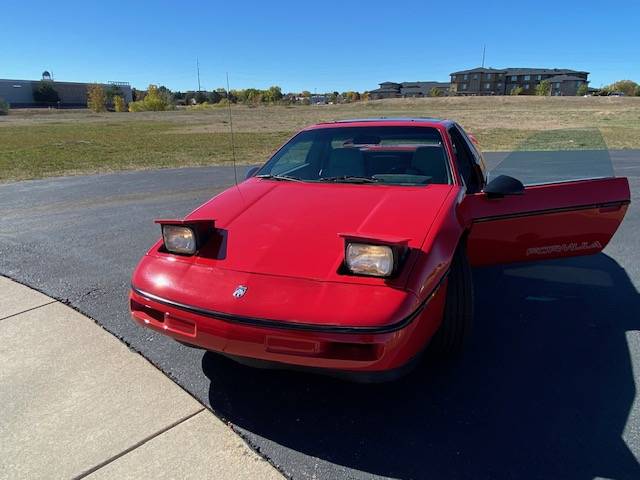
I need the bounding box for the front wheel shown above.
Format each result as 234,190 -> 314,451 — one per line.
429,243 -> 474,358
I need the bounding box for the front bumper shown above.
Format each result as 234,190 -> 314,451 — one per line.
129,278 -> 447,374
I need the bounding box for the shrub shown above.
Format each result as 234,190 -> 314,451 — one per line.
128,84 -> 174,112
428,87 -> 444,97
535,80 -> 551,96
87,84 -> 107,112
113,95 -> 126,112
577,84 -> 589,96
510,86 -> 524,96
0,97 -> 8,115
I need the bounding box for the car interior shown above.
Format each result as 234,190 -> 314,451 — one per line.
261,126 -> 453,186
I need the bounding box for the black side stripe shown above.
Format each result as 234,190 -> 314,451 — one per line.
473,200 -> 629,223
131,270 -> 449,335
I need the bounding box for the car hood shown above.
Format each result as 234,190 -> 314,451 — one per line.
185,179 -> 453,283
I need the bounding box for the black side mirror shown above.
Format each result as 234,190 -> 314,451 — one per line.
245,166 -> 260,180
483,175 -> 524,198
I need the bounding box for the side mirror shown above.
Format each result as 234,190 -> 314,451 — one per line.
245,166 -> 260,180
483,175 -> 524,198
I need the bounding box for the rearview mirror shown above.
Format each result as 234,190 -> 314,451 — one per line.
483,175 -> 524,198
245,166 -> 259,179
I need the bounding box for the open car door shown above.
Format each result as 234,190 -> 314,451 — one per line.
464,176 -> 630,266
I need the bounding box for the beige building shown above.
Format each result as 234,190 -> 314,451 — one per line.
0,72 -> 132,107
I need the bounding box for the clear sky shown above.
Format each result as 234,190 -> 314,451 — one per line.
1,0 -> 638,93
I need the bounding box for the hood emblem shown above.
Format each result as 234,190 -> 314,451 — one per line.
233,285 -> 248,298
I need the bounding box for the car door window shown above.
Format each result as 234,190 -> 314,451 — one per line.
449,126 -> 481,193
270,139 -> 313,175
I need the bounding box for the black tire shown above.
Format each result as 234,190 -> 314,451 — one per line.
429,243 -> 474,358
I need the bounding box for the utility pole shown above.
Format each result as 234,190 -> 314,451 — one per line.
197,58 -> 201,92
481,45 -> 486,68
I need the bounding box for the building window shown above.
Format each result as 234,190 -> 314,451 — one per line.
463,74 -> 468,80
576,81 -> 581,87
524,75 -> 530,81
462,84 -> 467,90
524,84 -> 530,90
554,83 -> 560,88
485,83 -> 491,89
511,75 -> 517,81
537,75 -> 542,80
473,74 -> 478,79
497,83 -> 502,88
486,73 -> 492,80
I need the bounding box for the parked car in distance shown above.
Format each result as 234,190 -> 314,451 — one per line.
130,118 -> 630,381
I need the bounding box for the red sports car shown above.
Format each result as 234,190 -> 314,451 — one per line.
130,119 -> 630,381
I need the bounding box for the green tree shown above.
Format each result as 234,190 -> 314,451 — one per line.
607,80 -> 638,96
33,81 -> 60,104
87,84 -> 107,112
535,80 -> 551,96
577,84 -> 589,96
264,86 -> 283,103
428,87 -> 444,97
0,97 -> 8,115
510,86 -> 524,96
194,91 -> 208,104
129,84 -> 174,111
207,90 -> 222,103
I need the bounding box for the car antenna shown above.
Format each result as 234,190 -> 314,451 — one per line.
226,72 -> 239,187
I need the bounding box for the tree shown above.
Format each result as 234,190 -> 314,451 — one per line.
510,86 -> 524,96
128,84 -> 174,111
207,90 -> 222,103
0,97 -> 8,115
194,91 -> 208,104
577,84 -> 589,96
264,86 -> 283,103
113,95 -> 126,112
636,85 -> 640,97
606,80 -> 638,97
428,87 -> 444,97
535,80 -> 551,96
87,84 -> 107,112
33,81 -> 60,104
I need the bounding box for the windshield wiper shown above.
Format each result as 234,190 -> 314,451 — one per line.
319,175 -> 381,184
256,174 -> 304,182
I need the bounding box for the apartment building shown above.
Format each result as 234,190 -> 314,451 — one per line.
450,67 -> 589,96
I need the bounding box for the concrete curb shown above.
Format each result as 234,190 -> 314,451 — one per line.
0,276 -> 283,480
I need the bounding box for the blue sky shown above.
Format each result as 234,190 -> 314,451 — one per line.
1,0 -> 638,92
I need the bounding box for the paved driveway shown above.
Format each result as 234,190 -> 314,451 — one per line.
1,151 -> 639,479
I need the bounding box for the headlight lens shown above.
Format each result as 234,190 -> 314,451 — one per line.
162,225 -> 197,255
345,243 -> 394,277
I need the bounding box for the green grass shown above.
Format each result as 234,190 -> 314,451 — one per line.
1,96 -> 639,182
0,122 -> 290,182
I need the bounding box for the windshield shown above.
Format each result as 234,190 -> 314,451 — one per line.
256,126 -> 451,186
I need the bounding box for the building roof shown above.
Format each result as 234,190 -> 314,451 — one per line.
450,67 -> 589,76
450,67 -> 506,75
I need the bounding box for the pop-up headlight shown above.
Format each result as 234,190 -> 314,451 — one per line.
155,219 -> 214,256
162,225 -> 197,255
345,243 -> 395,277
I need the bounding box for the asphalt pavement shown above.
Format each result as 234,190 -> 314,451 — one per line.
1,151 -> 639,480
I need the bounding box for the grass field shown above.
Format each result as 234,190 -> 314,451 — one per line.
1,96 -> 639,182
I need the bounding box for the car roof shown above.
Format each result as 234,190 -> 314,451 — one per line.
306,117 -> 453,130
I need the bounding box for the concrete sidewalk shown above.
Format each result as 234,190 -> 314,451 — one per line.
0,276 -> 282,480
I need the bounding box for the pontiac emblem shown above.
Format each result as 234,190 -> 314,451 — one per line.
233,285 -> 248,298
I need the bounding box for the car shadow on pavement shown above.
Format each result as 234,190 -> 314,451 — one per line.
203,253 -> 640,480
